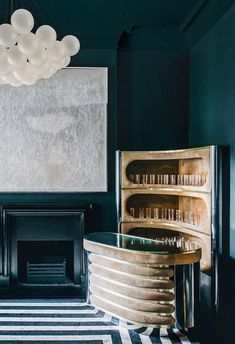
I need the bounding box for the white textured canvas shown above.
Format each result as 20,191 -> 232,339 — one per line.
0,67 -> 108,192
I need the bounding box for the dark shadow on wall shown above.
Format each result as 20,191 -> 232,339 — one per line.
117,31 -> 189,151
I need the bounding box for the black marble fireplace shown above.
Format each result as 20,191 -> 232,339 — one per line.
0,204 -> 92,297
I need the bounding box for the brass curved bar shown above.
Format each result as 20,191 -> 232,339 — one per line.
84,232 -> 201,328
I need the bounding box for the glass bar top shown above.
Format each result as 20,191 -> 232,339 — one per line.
84,232 -> 201,255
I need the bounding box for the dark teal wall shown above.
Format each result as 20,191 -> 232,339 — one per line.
185,0 -> 235,49
189,6 -> 235,338
118,51 -> 189,150
189,4 -> 235,259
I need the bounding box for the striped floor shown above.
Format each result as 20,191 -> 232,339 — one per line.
0,300 -> 199,343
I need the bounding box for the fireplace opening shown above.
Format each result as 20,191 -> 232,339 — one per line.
0,204 -> 92,297
17,241 -> 74,285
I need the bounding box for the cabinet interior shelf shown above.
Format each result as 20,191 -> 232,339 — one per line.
122,154 -> 210,191
117,146 -> 215,274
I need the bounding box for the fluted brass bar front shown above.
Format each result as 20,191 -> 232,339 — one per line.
87,253 -> 175,327
84,232 -> 201,329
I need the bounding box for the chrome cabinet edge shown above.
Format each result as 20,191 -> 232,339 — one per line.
210,145 -> 220,310
115,150 -> 121,232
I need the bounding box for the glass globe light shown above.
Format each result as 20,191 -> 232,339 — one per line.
0,24 -> 17,47
50,54 -> 70,69
13,63 -> 36,82
0,8 -> 80,87
59,55 -> 71,68
47,41 -> 66,60
36,25 -> 57,48
28,47 -> 47,66
13,67 -> 27,82
0,59 -> 11,76
1,73 -> 22,87
62,35 -> 80,56
63,55 -> 71,68
18,32 -> 40,56
7,46 -> 27,67
40,61 -> 57,79
0,47 -> 7,62
24,63 -> 38,82
11,9 -> 34,34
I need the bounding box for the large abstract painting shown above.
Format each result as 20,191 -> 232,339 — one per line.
0,67 -> 107,192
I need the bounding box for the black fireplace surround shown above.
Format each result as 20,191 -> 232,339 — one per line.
0,204 -> 92,297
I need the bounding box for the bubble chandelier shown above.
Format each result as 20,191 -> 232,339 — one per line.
0,8 -> 80,87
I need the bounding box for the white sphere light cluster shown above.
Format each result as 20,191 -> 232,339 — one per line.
0,9 -> 80,87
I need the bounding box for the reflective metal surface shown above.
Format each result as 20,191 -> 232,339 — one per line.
175,262 -> 200,329
85,232 -> 201,255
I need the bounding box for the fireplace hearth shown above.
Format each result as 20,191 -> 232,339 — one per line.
0,204 -> 92,298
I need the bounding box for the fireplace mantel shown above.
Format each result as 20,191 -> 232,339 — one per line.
0,203 -> 92,292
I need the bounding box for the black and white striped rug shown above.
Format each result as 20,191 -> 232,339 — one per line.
0,300 -> 199,343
